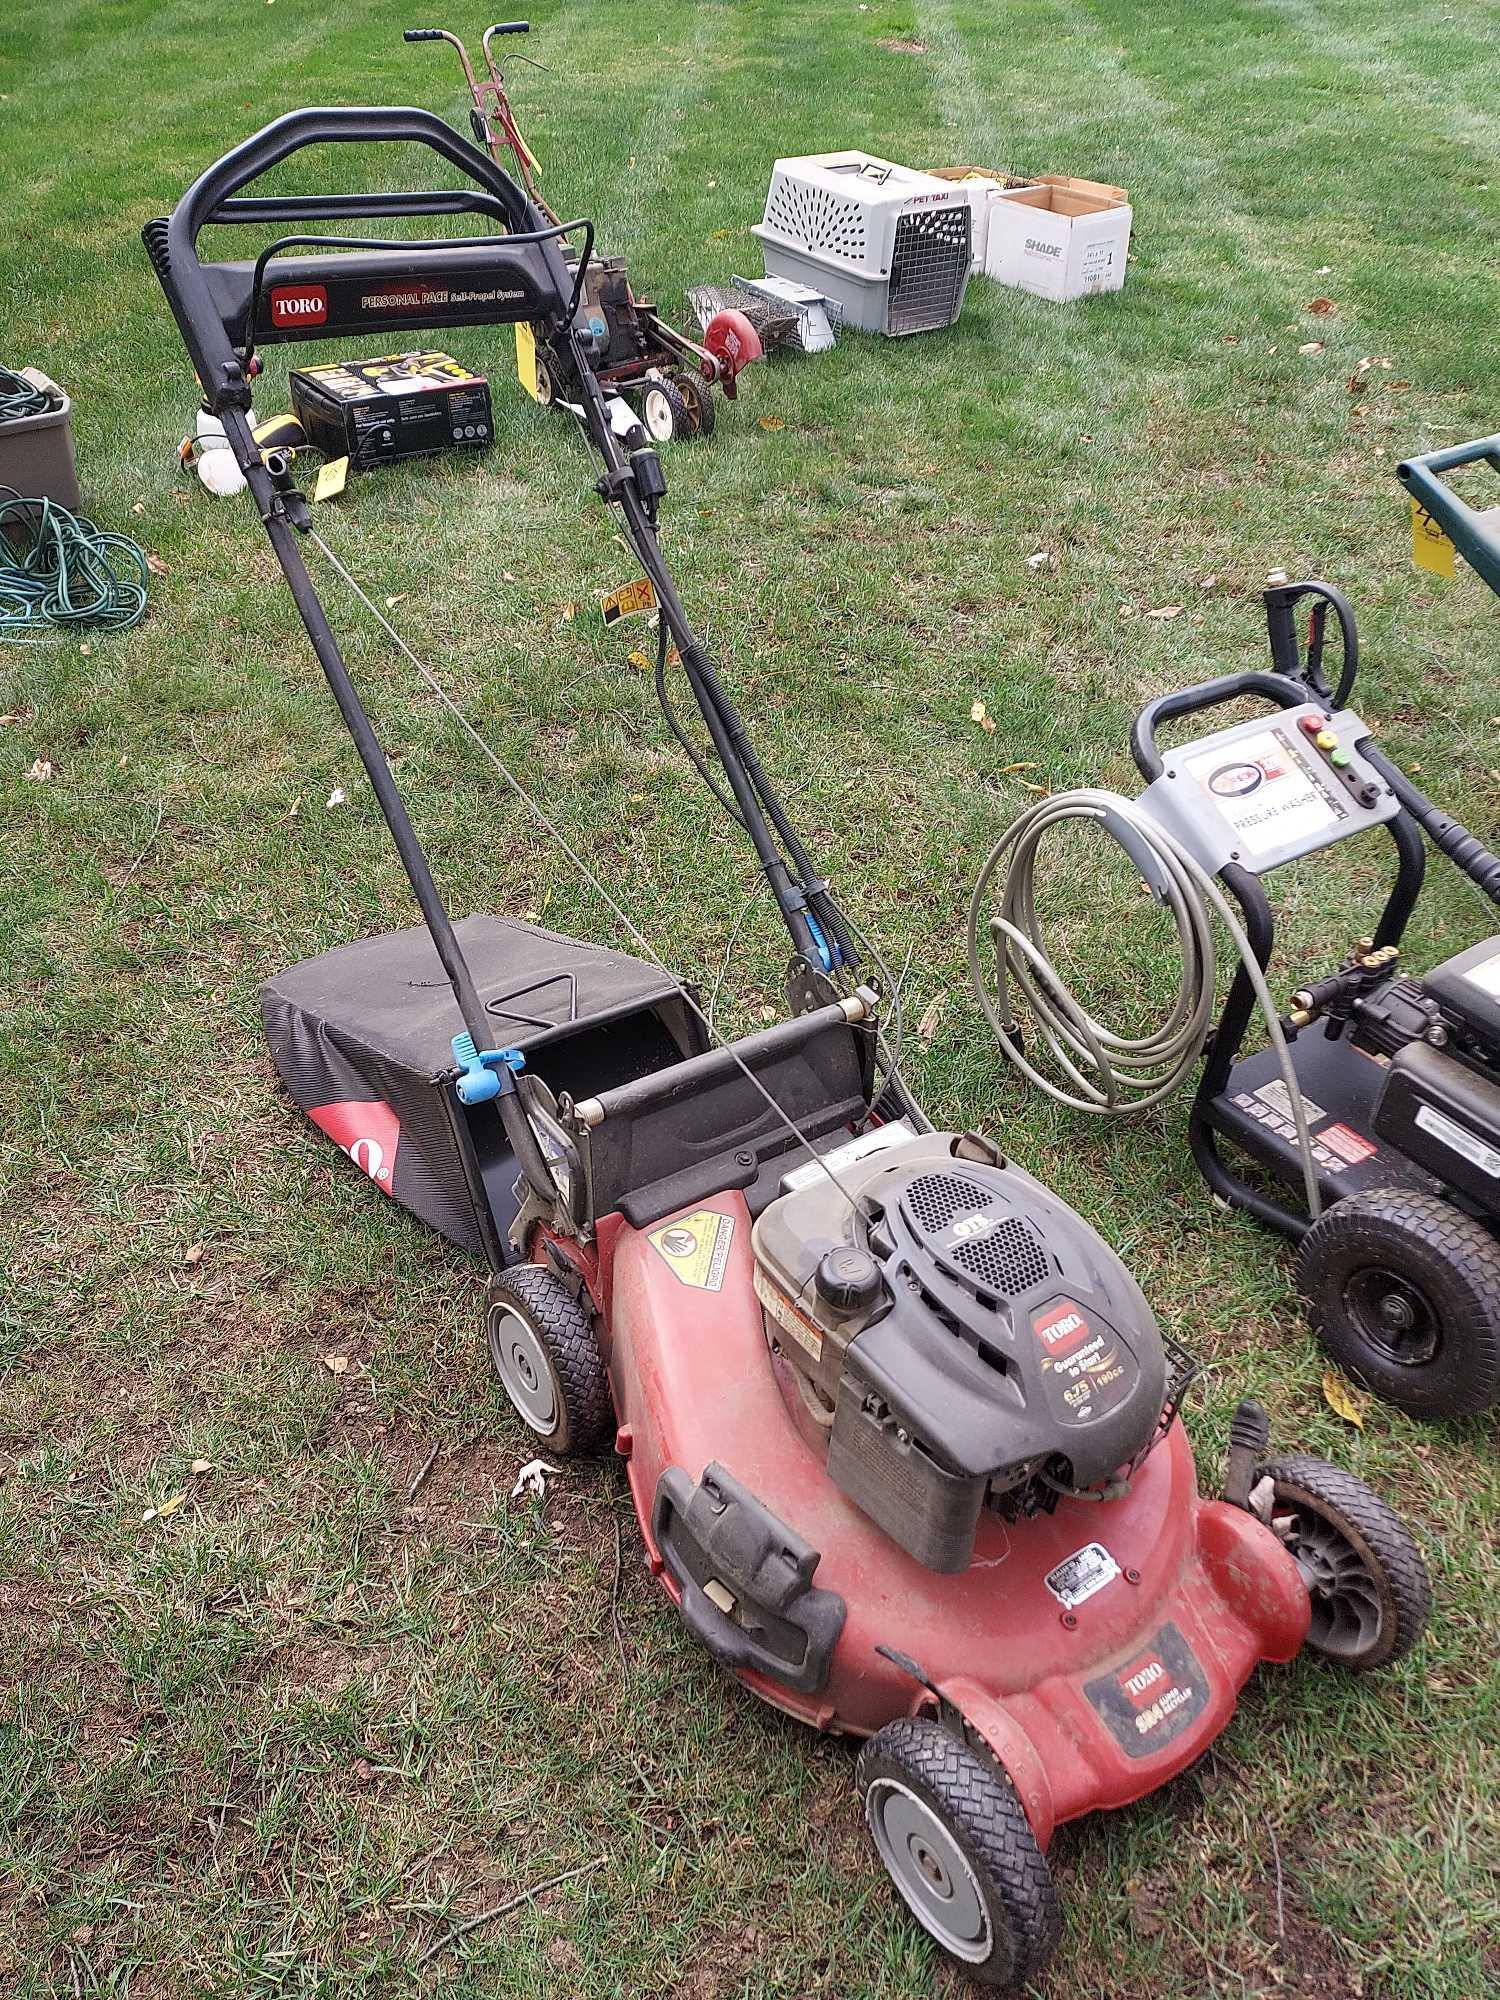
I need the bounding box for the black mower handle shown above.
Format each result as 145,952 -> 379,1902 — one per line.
403,28 -> 444,39
487,19 -> 530,33
149,106 -> 556,411
1130,671 -> 1310,782
1397,434 -> 1500,598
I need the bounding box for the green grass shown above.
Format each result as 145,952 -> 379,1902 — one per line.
3,0 -> 1499,1993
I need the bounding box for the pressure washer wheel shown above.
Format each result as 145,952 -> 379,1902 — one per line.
484,1265 -> 612,1454
857,1717 -> 1060,1988
1296,1187 -> 1500,1419
1257,1454 -> 1431,1671
667,370 -> 715,438
640,379 -> 692,443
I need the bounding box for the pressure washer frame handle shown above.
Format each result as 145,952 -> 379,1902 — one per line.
1398,435 -> 1500,596
1263,579 -> 1359,709
1129,670 -> 1310,783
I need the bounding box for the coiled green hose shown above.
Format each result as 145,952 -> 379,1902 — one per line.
0,487 -> 150,642
0,364 -> 55,424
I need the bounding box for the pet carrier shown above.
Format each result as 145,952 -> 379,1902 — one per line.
751,152 -> 970,337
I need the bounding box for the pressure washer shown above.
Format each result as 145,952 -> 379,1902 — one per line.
971,447 -> 1500,1421
144,110 -> 1430,1986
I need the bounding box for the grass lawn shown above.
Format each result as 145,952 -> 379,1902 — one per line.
3,0 -> 1499,1993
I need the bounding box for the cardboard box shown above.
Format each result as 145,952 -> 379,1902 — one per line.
289,351 -> 493,471
925,166 -> 1035,265
984,179 -> 1131,302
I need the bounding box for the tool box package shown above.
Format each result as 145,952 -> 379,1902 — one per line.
289,350 -> 493,468
144,102 -> 1431,1991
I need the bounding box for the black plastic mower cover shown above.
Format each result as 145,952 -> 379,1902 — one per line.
263,916 -> 703,1258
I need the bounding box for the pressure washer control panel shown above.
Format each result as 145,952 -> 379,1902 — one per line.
1138,702 -> 1399,876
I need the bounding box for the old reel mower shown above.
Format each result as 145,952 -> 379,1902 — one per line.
971,447 -> 1500,1420
146,110 -> 1431,1988
404,19 -> 761,438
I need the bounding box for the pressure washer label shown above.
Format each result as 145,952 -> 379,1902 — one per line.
1184,725 -> 1345,860
1084,1621 -> 1211,1759
1414,1104 -> 1500,1178
1044,1541 -> 1120,1609
648,1210 -> 735,1291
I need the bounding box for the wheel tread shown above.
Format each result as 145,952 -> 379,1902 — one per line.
487,1264 -> 613,1454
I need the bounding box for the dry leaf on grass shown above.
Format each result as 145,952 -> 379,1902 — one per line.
190,1458 -> 213,1476
626,649 -> 652,672
758,415 -> 785,431
1145,605 -> 1183,621
916,991 -> 948,1044
1025,550 -> 1053,571
182,1242 -> 205,1268
25,758 -> 54,781
1299,341 -> 1325,356
141,1492 -> 187,1524
322,1353 -> 350,1377
1322,1368 -> 1367,1429
970,698 -> 997,733
511,1458 -> 560,1499
326,786 -> 347,810
1307,297 -> 1337,315
146,552 -> 169,576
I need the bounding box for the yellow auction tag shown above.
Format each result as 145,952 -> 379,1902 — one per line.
1411,498 -> 1455,579
313,456 -> 349,503
600,577 -> 658,625
515,321 -> 539,402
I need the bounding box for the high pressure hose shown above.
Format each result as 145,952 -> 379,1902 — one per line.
967,788 -> 1324,1218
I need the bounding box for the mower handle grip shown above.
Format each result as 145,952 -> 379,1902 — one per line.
1397,434 -> 1500,598
1130,671 -> 1310,783
403,28 -> 444,39
486,19 -> 530,32
153,106 -> 549,410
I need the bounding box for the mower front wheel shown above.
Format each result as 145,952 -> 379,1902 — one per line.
857,1716 -> 1060,1988
1258,1453 -> 1431,1672
484,1265 -> 612,1455
1296,1186 -> 1500,1418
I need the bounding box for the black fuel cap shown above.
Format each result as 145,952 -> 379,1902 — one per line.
815,1245 -> 882,1316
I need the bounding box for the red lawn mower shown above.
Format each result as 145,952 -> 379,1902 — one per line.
404,18 -> 762,440
145,110 -> 1431,1988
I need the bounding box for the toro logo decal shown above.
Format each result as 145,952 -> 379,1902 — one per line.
309,1099 -> 400,1192
1033,1299 -> 1090,1358
269,284 -> 328,328
1119,1654 -> 1166,1705
1084,1622 -> 1211,1760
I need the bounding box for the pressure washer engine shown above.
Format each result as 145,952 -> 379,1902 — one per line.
145,108 -> 1431,1988
970,446 -> 1500,1419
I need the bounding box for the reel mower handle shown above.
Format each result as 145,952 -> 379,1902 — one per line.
1398,435 -> 1500,597
1130,671 -> 1309,782
486,19 -> 530,32
402,27 -> 446,39
153,105 -> 555,411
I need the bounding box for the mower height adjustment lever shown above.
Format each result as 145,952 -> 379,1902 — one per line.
450,1031 -> 526,1105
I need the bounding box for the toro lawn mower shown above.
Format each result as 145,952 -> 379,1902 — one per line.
145,110 -> 1430,1988
970,444 -> 1500,1423
404,19 -> 762,440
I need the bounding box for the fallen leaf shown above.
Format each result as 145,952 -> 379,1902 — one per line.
999,760 -> 1041,774
1199,575 -> 1219,591
1298,341 -> 1325,356
383,593 -> 407,609
626,649 -> 652,672
502,570 -> 517,583
1322,1368 -> 1367,1429
79,642 -> 93,657
969,698 -> 997,734
1221,334 -> 1241,345
0,712 -> 26,725
512,1457 -> 560,1499
758,415 -> 785,431
1317,265 -> 1333,275
323,1353 -> 350,1377
1025,550 -> 1053,571
916,991 -> 947,1043
182,1242 -> 205,1268
351,1756 -> 376,1783
146,552 -> 169,576
25,758 -> 54,781
1307,297 -> 1337,315
1145,604 -> 1183,621
559,602 -> 577,621
326,786 -> 347,810
131,501 -> 146,516
144,1491 -> 187,1524
190,1458 -> 213,1476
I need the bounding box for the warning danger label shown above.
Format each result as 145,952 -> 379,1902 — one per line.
647,1209 -> 735,1291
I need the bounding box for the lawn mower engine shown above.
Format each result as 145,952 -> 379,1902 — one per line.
753,1134 -> 1171,1571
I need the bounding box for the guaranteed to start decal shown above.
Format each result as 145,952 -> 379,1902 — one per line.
647,1210 -> 735,1292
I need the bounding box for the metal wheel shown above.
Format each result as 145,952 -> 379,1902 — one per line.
1258,1453 -> 1431,1671
857,1717 -> 1059,1987
484,1264 -> 612,1456
641,380 -> 690,442
1297,1187 -> 1500,1417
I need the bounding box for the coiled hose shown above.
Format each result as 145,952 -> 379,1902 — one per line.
0,364 -> 55,423
0,486 -> 150,642
966,788 -> 1322,1218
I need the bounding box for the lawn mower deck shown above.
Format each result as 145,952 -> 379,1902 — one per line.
145,107 -> 1431,1988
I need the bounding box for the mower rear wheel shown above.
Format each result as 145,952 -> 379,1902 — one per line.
668,370 -> 715,438
1257,1453 -> 1431,1671
1296,1187 -> 1500,1418
484,1265 -> 612,1456
640,380 -> 692,443
533,354 -> 556,408
857,1716 -> 1059,1988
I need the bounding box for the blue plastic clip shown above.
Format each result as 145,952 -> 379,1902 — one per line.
451,1031 -> 526,1106
805,913 -> 836,973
